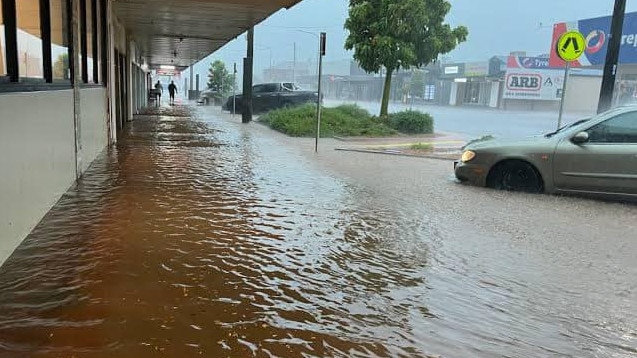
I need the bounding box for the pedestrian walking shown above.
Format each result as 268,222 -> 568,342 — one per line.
168,81 -> 178,105
154,81 -> 163,105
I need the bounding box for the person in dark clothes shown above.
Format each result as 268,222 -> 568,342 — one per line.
168,81 -> 178,105
154,80 -> 163,105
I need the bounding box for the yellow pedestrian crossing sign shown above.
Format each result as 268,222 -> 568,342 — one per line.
556,31 -> 586,62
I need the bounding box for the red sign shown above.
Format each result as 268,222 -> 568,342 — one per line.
156,69 -> 179,77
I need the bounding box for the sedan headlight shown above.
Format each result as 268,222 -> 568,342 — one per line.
461,150 -> 476,163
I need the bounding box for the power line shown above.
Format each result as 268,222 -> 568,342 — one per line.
260,24 -> 344,30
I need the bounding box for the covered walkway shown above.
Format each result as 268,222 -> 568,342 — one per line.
0,104 -> 382,357
1,0 -> 302,269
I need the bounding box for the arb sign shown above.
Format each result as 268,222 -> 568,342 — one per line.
507,74 -> 541,90
504,56 -> 563,101
556,31 -> 586,62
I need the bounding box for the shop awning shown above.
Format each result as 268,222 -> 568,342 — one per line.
112,0 -> 302,69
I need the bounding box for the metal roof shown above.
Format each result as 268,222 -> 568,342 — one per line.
112,0 -> 302,69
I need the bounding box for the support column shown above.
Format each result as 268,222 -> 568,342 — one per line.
2,0 -> 19,82
107,0 -> 117,144
189,64 -> 194,100
71,0 -> 83,179
242,28 -> 254,123
127,39 -> 134,121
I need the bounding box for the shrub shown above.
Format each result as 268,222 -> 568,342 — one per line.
332,104 -> 371,119
259,104 -> 397,138
410,142 -> 433,151
388,110 -> 434,134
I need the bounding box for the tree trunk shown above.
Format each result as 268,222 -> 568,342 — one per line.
380,67 -> 393,117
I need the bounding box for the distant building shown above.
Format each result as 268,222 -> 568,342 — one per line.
262,61 -> 311,83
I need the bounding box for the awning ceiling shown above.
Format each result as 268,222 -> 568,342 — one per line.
112,0 -> 302,69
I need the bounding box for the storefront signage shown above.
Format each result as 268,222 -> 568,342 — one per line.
550,12 -> 637,67
156,69 -> 179,77
507,56 -> 551,69
464,62 -> 489,77
444,66 -> 460,75
503,69 -> 564,101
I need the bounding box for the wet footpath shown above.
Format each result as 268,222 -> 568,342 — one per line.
0,105 -> 635,358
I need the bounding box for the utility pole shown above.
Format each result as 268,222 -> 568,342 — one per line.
293,42 -> 296,83
315,32 -> 326,153
233,62 -> 237,116
242,28 -> 254,123
597,0 -> 626,113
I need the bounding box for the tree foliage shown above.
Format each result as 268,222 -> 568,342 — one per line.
345,0 -> 468,116
53,53 -> 69,80
207,60 -> 235,98
409,70 -> 425,98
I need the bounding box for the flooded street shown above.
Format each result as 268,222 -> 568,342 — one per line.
325,99 -> 582,139
0,105 -> 636,357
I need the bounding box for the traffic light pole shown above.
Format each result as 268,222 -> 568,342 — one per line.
597,0 -> 626,113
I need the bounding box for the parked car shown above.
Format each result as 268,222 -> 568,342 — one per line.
222,82 -> 319,113
454,106 -> 637,200
197,89 -> 220,106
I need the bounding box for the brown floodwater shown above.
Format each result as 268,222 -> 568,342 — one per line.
0,105 -> 635,358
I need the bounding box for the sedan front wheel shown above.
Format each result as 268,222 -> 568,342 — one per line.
487,161 -> 543,193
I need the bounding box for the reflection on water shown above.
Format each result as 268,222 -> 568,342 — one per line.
0,106 -> 634,358
0,107 -> 433,357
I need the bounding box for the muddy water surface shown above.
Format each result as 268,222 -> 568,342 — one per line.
0,106 -> 635,358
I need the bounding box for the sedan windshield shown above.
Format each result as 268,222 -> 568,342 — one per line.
544,118 -> 590,138
282,83 -> 300,91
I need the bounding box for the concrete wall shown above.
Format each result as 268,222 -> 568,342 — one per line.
564,76 -> 602,115
0,90 -> 76,264
449,82 -> 458,105
489,82 -> 500,108
80,87 -> 109,171
0,88 -> 108,265
503,99 -> 560,112
502,75 -> 601,115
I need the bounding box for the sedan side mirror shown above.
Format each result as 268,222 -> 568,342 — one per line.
571,131 -> 590,144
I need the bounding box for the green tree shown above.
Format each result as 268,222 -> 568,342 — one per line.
53,53 -> 69,80
207,60 -> 235,98
345,0 -> 468,116
409,70 -> 425,98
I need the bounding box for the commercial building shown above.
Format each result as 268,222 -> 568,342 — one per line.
0,0 -> 301,265
439,60 -> 503,108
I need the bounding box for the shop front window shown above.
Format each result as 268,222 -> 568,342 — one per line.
86,0 -> 93,82
0,0 -> 6,76
464,82 -> 480,104
51,0 -> 69,80
16,0 -> 43,79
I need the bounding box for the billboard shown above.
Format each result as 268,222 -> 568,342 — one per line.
504,56 -> 563,101
464,62 -> 489,77
550,12 -> 637,67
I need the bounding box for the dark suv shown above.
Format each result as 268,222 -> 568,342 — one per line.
223,82 -> 319,113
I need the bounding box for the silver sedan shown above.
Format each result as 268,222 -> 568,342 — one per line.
455,106 -> 637,200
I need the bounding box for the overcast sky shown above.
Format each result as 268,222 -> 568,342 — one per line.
186,0 -> 637,83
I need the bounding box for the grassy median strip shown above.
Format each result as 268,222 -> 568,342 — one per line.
259,104 -> 434,138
